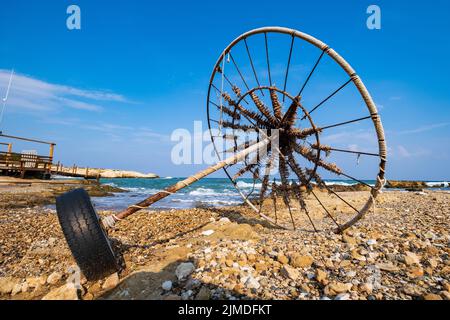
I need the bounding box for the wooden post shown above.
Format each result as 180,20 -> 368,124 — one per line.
49,144 -> 55,162
85,167 -> 89,179
115,138 -> 272,221
7,143 -> 12,154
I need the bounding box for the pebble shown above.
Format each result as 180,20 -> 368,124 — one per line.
47,272 -> 63,285
423,293 -> 442,300
201,230 -> 215,236
0,277 -> 18,295
290,255 -> 313,268
280,265 -> 300,281
244,276 -> 260,290
41,283 -> 80,300
161,280 -> 173,291
102,273 -> 120,290
176,262 -> 195,280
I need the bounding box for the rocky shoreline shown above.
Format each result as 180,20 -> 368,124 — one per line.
0,177 -> 126,209
0,188 -> 449,300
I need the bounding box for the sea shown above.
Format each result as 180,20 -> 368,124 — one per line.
61,177 -> 448,211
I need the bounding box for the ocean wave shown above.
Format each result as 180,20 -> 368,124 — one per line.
324,181 -> 356,186
426,181 -> 448,187
236,181 -> 262,189
189,188 -> 236,196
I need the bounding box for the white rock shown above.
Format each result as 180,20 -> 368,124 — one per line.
47,272 -> 63,285
201,230 -> 215,236
161,280 -> 172,291
321,296 -> 332,300
244,276 -> 260,290
367,239 -> 377,245
41,283 -> 79,300
335,293 -> 351,300
175,262 -> 195,280
181,290 -> 193,300
219,217 -> 231,224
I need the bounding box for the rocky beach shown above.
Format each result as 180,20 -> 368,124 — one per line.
0,179 -> 449,301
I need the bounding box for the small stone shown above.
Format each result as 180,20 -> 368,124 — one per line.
360,282 -> 373,294
83,292 -> 94,300
218,218 -> 231,224
195,286 -> 211,300
281,265 -> 300,281
176,262 -> 195,281
324,282 -> 352,296
225,259 -> 234,267
423,293 -> 442,300
335,293 -> 350,300
408,267 -> 424,278
377,263 -> 399,273
244,276 -> 260,290
0,277 -> 18,295
277,253 -> 289,265
42,283 -> 80,300
201,230 -> 215,236
315,269 -> 328,285
290,255 -> 314,268
404,251 -> 421,266
102,273 -> 120,290
444,283 -> 450,292
11,283 -> 23,296
440,291 -> 450,300
342,234 -> 357,245
161,280 -> 172,291
367,239 -> 377,246
47,272 -> 63,285
26,276 -> 46,290
181,290 -> 193,300
255,262 -> 267,272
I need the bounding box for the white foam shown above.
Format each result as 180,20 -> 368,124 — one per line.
426,181 -> 448,187
236,181 -> 262,189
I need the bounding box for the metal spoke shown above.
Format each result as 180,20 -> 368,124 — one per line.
264,33 -> 272,86
282,35 -> 295,102
310,189 -> 341,228
298,49 -> 326,96
301,78 -> 353,120
229,53 -> 251,91
293,182 -> 318,232
271,187 -> 278,224
310,172 -> 360,214
336,172 -> 374,190
244,39 -> 264,96
279,159 -> 296,229
320,116 -> 372,131
310,143 -> 380,157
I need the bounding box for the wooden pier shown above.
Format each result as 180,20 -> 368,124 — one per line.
0,134 -> 55,179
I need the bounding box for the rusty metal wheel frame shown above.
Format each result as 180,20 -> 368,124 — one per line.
206,26 -> 387,233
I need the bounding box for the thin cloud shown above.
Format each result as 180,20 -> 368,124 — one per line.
0,69 -> 132,114
398,122 -> 450,135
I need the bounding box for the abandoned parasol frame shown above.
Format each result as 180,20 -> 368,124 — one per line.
207,26 -> 387,232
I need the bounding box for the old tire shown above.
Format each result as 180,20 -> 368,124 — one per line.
56,188 -> 119,281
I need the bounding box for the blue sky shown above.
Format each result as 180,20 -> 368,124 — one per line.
0,0 -> 449,180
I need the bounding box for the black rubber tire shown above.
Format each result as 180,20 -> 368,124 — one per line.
56,188 -> 119,281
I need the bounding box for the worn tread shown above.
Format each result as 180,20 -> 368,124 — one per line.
56,188 -> 118,281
